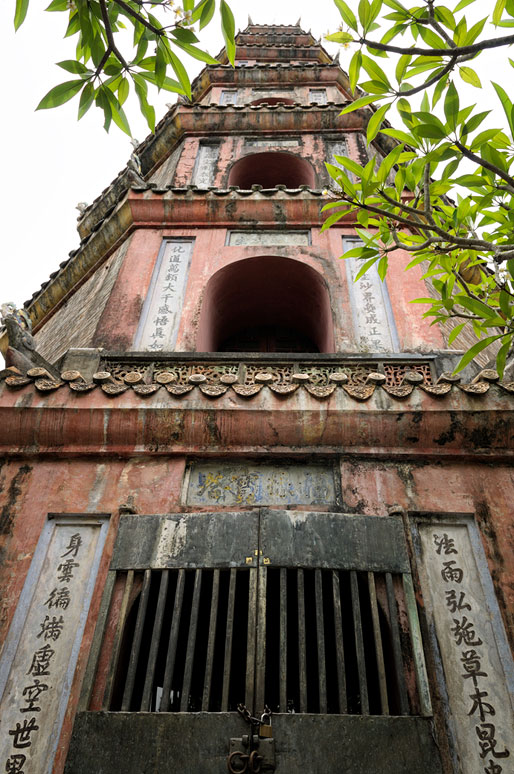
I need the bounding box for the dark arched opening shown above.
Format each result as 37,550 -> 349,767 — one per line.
197,255 -> 335,353
248,97 -> 296,107
227,151 -> 316,189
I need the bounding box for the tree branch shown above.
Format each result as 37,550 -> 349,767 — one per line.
99,0 -> 129,71
359,33 -> 514,57
454,140 -> 514,190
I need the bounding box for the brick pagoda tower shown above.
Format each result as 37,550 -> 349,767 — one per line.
1,21 -> 513,774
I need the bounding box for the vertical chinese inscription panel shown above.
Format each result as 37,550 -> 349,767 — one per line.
419,522 -> 514,774
134,239 -> 194,352
0,515 -> 108,774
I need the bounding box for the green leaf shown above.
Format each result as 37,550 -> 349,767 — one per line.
14,0 -> 29,30
381,128 -> 420,147
459,66 -> 482,88
453,0 -> 475,9
444,82 -> 459,131
172,40 -> 218,64
339,94 -> 380,114
325,31 -> 354,44
57,59 -> 92,75
454,335 -> 502,373
396,53 -> 411,83
220,0 -> 236,66
367,103 -> 391,143
45,0 -> 68,9
36,79 -> 84,109
77,82 -> 94,120
470,128 -> 503,151
355,254 -> 381,280
171,27 -> 198,44
137,71 -> 184,93
168,49 -> 191,97
334,0 -> 359,31
361,54 -> 391,87
118,76 -> 129,105
492,82 -> 514,135
349,51 -> 362,92
496,334 -> 512,377
199,0 -> 215,29
448,322 -> 467,345
493,0 -> 507,25
462,110 -> 490,135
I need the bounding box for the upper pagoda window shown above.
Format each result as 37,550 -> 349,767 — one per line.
196,255 -> 334,353
220,90 -> 238,105
309,89 -> 327,105
227,152 -> 315,189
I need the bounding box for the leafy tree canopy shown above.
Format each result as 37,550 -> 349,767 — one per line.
14,0 -> 235,135
325,0 -> 514,374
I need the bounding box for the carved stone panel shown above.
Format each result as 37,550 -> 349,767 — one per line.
245,138 -> 300,148
228,230 -> 310,246
185,462 -> 336,506
418,520 -> 514,774
191,143 -> 220,187
344,238 -> 399,353
0,514 -> 109,774
133,239 -> 193,352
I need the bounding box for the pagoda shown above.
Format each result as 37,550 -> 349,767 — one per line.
0,21 -> 513,774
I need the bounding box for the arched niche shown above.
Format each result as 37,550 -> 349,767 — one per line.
227,151 -> 316,189
197,255 -> 335,353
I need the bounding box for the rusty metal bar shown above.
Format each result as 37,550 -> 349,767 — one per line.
103,570 -> 134,709
385,572 -> 409,715
315,569 -> 327,713
332,570 -> 347,714
202,569 -> 220,712
159,568 -> 185,712
78,570 -> 116,712
122,568 -> 152,711
297,569 -> 307,713
180,569 -> 202,711
222,568 -> 237,711
141,569 -> 169,711
402,573 -> 432,716
255,566 -> 267,712
367,571 -> 389,715
350,570 -> 369,715
245,568 -> 258,711
279,567 -> 287,712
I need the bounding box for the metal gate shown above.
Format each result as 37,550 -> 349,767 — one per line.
65,510 -> 442,774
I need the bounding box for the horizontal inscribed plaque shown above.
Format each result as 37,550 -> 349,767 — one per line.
419,521 -> 514,774
0,515 -> 108,774
134,239 -> 193,351
185,462 -> 336,506
228,231 -> 310,246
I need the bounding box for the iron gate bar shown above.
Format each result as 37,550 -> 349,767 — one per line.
279,567 -> 287,712
402,574 -> 432,717
368,572 -> 389,715
297,569 -> 308,713
122,569 -> 152,711
315,569 -> 328,713
255,566 -> 267,712
332,571 -> 347,714
385,572 -> 409,715
181,569 -> 202,711
222,568 -> 237,712
202,568 -> 220,712
141,569 -> 169,711
77,570 -> 116,713
245,569 -> 258,710
159,568 -> 185,712
350,570 -> 369,715
103,570 -> 134,709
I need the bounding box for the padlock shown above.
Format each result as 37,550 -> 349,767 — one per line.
259,711 -> 273,739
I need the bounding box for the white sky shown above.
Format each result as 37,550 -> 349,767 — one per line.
0,1 -> 507,307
